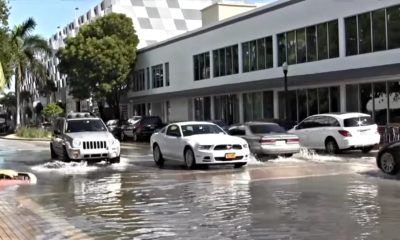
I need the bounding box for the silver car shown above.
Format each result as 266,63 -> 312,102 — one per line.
50,112 -> 121,163
228,122 -> 300,157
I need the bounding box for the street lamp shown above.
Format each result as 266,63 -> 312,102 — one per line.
282,62 -> 288,120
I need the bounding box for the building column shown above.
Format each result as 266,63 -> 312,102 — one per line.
272,34 -> 279,68
210,96 -> 215,120
338,18 -> 346,58
238,93 -> 244,123
340,84 -> 346,113
273,90 -> 279,119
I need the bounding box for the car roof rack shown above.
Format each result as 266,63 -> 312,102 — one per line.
67,112 -> 94,119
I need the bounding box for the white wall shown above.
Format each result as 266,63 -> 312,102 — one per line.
128,0 -> 400,100
169,98 -> 190,122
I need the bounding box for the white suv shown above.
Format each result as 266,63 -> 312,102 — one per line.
50,112 -> 121,163
288,113 -> 380,154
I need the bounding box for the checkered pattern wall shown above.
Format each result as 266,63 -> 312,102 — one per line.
112,0 -> 213,48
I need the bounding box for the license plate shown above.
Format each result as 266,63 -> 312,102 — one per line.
225,153 -> 236,159
276,140 -> 286,145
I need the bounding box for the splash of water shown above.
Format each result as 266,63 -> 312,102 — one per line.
32,160 -> 98,174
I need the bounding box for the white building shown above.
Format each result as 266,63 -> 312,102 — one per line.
125,0 -> 400,127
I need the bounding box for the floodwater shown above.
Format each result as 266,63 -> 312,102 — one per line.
1,140 -> 400,239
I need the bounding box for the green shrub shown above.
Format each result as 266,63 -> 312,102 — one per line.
16,127 -> 51,139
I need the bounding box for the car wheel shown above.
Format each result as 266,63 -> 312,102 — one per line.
133,132 -> 138,142
325,138 -> 339,154
50,143 -> 57,159
184,148 -> 196,169
62,147 -> 71,162
282,154 -> 293,158
110,156 -> 120,164
379,152 -> 399,175
153,144 -> 164,167
120,132 -> 125,141
362,146 -> 374,154
234,163 -> 247,168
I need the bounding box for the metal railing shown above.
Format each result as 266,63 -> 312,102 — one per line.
378,126 -> 400,144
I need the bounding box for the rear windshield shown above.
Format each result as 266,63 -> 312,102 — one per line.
250,124 -> 286,134
343,116 -> 375,127
142,117 -> 161,124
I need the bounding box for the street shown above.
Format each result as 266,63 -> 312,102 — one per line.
1,139 -> 400,240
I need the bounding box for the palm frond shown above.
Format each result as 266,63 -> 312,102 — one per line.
12,17 -> 36,40
23,34 -> 51,55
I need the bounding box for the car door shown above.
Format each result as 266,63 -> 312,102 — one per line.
292,116 -> 317,147
53,119 -> 64,155
164,125 -> 182,160
309,116 -> 330,149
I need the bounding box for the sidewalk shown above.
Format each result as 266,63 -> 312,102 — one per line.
0,134 -> 50,142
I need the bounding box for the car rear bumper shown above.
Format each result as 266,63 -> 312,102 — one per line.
258,144 -> 300,155
337,134 -> 381,149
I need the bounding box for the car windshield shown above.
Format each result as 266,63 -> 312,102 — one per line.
343,116 -> 375,127
66,119 -> 107,132
181,124 -> 225,136
250,124 -> 286,134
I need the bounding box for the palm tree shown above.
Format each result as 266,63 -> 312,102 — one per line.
10,18 -> 50,127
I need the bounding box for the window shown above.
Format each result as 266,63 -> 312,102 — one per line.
345,16 -> 358,56
242,36 -> 273,72
359,83 -> 373,114
372,9 -> 386,51
344,117 -> 375,127
358,12 -> 372,54
133,69 -> 145,92
250,40 -> 256,71
306,26 -> 317,62
213,45 -> 238,78
193,52 -> 210,81
257,38 -> 266,69
250,124 -> 285,134
287,31 -> 296,64
151,64 -> 163,88
296,29 -> 306,63
165,62 -> 169,86
298,89 -> 308,121
263,91 -> 273,119
242,42 -> 250,73
194,97 -> 211,121
308,89 -> 318,115
243,92 -> 263,121
228,126 -> 245,136
214,94 -> 239,125
277,33 -> 286,66
328,20 -> 339,58
318,88 -> 329,113
387,5 -> 400,49
346,84 -> 359,112
317,23 -> 328,60
146,67 -> 150,89
166,125 -> 181,137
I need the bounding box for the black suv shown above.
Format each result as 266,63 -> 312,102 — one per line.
131,116 -> 165,141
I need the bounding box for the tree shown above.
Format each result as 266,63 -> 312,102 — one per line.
0,92 -> 16,109
0,0 -> 12,91
43,102 -> 64,121
58,13 -> 139,119
10,18 -> 51,127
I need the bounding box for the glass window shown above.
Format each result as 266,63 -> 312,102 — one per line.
330,86 -> 340,113
199,54 -> 204,79
214,94 -> 239,125
318,88 -> 329,113
194,97 -> 211,121
296,28 -> 306,63
298,89 -> 308,121
228,126 -> 245,136
287,31 -> 296,65
328,20 -> 339,58
346,84 -> 359,112
205,52 -> 210,78
277,33 -> 287,66
242,42 -> 250,73
213,50 -> 219,77
265,37 -> 273,68
373,82 -> 387,125
288,90 -> 297,122
308,89 -> 318,115
233,45 -> 239,74
372,9 -> 387,51
387,5 -> 400,49
250,40 -> 257,71
257,38 -> 266,70
243,92 -> 263,121
226,47 -> 232,75
317,23 -> 328,60
166,125 -> 181,137
165,62 -> 169,86
358,12 -> 372,54
343,116 -> 375,127
345,16 -> 358,56
243,93 -> 253,122
146,68 -> 150,89
249,124 -> 286,134
388,81 -> 400,124
151,64 -> 163,88
263,91 -> 273,119
254,92 -> 263,120
306,26 -> 317,62
359,83 -> 373,115
219,48 -> 226,76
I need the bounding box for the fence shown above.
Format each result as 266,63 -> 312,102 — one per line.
378,126 -> 400,144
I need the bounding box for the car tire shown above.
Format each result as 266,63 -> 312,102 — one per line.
133,132 -> 138,142
234,163 -> 247,168
120,132 -> 125,141
153,144 -> 164,167
184,148 -> 196,170
362,146 -> 374,154
282,154 -> 293,158
50,143 -> 57,160
325,138 -> 339,154
110,156 -> 120,164
62,147 -> 71,162
379,152 -> 399,175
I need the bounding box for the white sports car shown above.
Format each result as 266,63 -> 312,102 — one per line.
150,121 -> 250,169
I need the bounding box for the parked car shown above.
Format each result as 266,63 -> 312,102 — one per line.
376,141 -> 400,175
122,116 -> 165,141
120,116 -> 142,141
288,113 -> 380,154
228,122 -> 300,157
150,121 -> 250,169
106,119 -> 126,139
50,112 -> 121,163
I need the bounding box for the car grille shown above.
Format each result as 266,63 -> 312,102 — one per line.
83,141 -> 107,150
215,156 -> 244,161
213,144 -> 242,150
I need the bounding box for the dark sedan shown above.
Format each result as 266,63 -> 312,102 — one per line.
228,122 -> 300,157
377,141 -> 400,175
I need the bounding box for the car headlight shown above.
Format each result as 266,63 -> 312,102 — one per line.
72,139 -> 82,148
243,144 -> 249,148
108,138 -> 116,146
198,145 -> 212,150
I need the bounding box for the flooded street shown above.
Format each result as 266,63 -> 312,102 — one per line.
1,139 -> 400,239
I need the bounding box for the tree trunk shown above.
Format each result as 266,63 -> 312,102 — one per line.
15,71 -> 20,128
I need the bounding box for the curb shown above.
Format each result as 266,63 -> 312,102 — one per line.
0,136 -> 50,142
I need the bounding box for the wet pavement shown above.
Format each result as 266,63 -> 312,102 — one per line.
1,139 -> 400,239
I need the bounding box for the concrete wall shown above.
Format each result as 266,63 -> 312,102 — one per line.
202,3 -> 256,26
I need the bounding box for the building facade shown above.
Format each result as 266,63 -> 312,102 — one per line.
125,0 -> 400,127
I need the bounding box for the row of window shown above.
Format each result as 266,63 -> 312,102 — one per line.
132,63 -> 170,91
345,4 -> 400,56
213,45 -> 239,78
242,36 -> 273,73
194,94 -> 240,125
193,52 -> 210,81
